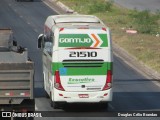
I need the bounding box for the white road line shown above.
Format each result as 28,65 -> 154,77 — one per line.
27,22 -> 31,25
34,29 -> 38,33
108,103 -> 115,110
153,81 -> 160,88
43,1 -> 61,14
35,104 -> 38,110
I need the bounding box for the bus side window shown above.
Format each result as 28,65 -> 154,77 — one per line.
44,31 -> 54,56
50,32 -> 54,46
44,42 -> 52,56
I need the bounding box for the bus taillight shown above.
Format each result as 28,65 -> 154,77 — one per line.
102,70 -> 112,90
54,71 -> 65,91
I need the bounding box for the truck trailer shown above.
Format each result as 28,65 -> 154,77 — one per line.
0,29 -> 35,119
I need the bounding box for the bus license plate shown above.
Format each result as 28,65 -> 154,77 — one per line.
78,94 -> 89,98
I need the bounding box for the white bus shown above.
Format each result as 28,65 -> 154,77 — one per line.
38,15 -> 113,109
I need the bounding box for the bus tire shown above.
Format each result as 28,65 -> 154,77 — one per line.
50,99 -> 59,109
45,91 -> 49,98
50,93 -> 59,109
53,101 -> 59,109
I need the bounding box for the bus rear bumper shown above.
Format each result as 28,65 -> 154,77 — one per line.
53,88 -> 113,103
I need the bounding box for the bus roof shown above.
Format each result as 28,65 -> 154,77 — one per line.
49,15 -> 107,29
51,15 -> 102,24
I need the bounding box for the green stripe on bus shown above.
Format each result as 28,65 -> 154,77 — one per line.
59,34 -> 108,47
52,62 -> 112,76
59,34 -> 91,47
98,34 -> 108,47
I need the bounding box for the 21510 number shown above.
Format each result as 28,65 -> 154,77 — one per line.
69,51 -> 97,57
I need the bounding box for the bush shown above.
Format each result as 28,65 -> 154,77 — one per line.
89,0 -> 113,14
130,10 -> 159,34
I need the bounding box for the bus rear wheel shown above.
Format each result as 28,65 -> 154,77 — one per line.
50,93 -> 59,109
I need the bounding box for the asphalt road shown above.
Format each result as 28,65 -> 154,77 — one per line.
114,0 -> 160,12
0,0 -> 160,120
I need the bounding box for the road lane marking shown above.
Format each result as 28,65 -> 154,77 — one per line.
152,81 -> 160,88
43,0 -> 61,14
27,22 -> 31,25
34,29 -> 38,33
35,104 -> 38,110
108,103 -> 115,110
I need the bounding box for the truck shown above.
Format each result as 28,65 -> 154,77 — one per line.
0,29 -> 35,119
38,15 -> 113,109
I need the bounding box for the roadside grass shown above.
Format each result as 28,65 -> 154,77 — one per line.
60,0 -> 160,72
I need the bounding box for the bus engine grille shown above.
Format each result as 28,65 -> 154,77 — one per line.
62,59 -> 104,68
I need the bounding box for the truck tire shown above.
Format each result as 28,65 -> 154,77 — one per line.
22,99 -> 35,111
